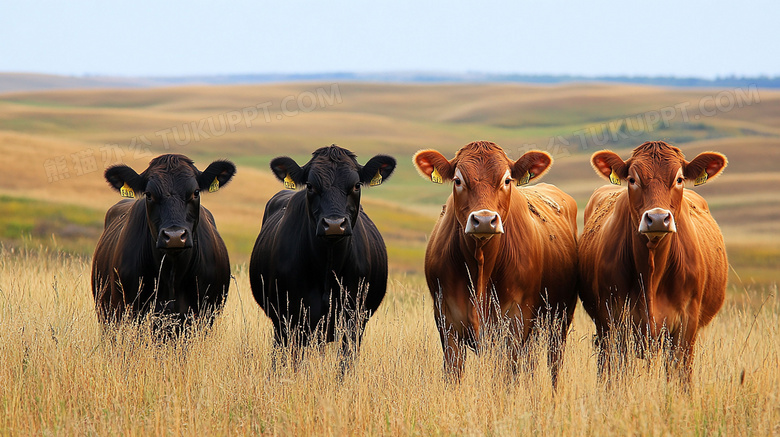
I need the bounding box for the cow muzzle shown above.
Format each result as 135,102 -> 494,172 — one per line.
638,208 -> 676,241
465,209 -> 504,240
317,216 -> 351,238
157,227 -> 192,252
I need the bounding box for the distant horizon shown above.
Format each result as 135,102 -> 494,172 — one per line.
2,70 -> 779,81
2,70 -> 779,95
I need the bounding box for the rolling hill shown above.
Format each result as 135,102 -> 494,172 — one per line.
0,81 -> 777,284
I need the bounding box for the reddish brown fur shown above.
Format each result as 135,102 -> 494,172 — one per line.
414,141 -> 578,385
579,141 -> 728,384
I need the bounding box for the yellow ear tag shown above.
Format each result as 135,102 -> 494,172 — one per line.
120,182 -> 135,198
208,177 -> 220,193
609,168 -> 621,185
516,171 -> 532,186
694,169 -> 708,186
431,167 -> 443,184
283,174 -> 296,190
370,170 -> 382,186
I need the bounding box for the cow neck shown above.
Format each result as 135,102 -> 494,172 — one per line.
146,213 -> 197,308
308,227 -> 352,291
459,228 -> 501,339
628,206 -> 681,337
151,247 -> 194,306
323,244 -> 344,295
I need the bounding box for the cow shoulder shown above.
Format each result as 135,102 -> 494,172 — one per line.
426,196 -> 460,259
352,207 -> 389,307
252,190 -> 309,277
523,183 -> 577,234
683,188 -> 711,214
353,206 -> 384,246
583,185 -> 622,225
424,196 -> 468,285
514,184 -> 578,279
103,198 -> 135,228
195,206 -> 229,267
578,186 -> 632,299
263,190 -> 296,223
681,189 -> 724,246
682,188 -> 728,287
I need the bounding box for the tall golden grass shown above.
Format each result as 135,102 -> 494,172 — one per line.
1,245 -> 777,435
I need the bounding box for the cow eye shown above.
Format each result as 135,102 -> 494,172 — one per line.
453,178 -> 461,187
193,190 -> 200,199
306,183 -> 315,192
354,182 -> 362,191
676,177 -> 684,185
145,192 -> 154,201
628,177 -> 636,185
504,178 -> 512,186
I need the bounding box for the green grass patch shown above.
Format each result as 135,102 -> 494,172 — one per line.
0,195 -> 103,255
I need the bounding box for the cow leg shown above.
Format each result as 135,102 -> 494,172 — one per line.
595,332 -> 608,381
434,314 -> 466,381
504,335 -> 523,378
547,311 -> 572,391
271,316 -> 308,373
595,324 -> 622,386
505,313 -> 534,379
672,343 -> 694,388
270,326 -> 287,373
441,329 -> 466,381
432,286 -> 467,380
339,316 -> 368,376
667,320 -> 698,387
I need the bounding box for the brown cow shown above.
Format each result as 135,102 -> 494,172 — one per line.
414,141 -> 578,386
578,141 -> 728,384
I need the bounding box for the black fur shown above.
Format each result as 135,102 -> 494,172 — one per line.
92,154 -> 236,330
250,145 -> 396,361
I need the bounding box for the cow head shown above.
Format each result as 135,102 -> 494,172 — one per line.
414,141 -> 552,241
270,145 -> 396,239
591,141 -> 726,244
104,154 -> 236,254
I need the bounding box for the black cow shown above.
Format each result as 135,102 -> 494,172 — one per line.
249,145 -> 396,363
92,154 -> 236,330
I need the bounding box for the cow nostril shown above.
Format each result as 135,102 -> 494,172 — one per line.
645,214 -> 654,227
663,214 -> 671,226
160,228 -> 188,249
472,216 -> 481,227
322,218 -> 348,236
490,216 -> 498,227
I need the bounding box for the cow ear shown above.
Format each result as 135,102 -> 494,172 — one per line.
591,150 -> 628,184
413,149 -> 453,183
512,151 -> 552,185
270,156 -> 304,190
684,152 -> 727,186
104,165 -> 146,198
198,160 -> 236,193
360,155 -> 396,186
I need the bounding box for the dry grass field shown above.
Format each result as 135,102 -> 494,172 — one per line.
0,81 -> 779,435
1,246 -> 778,435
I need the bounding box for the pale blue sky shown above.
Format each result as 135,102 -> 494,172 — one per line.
1,0 -> 777,78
